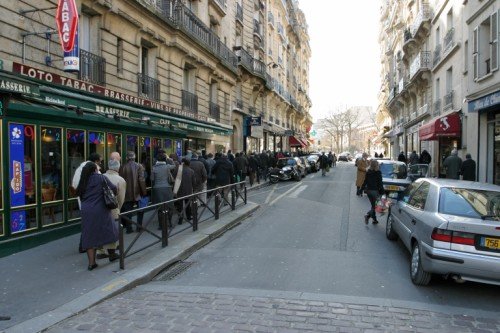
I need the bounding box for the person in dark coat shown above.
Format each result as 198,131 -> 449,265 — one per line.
172,158 -> 196,224
233,152 -> 248,189
190,153 -> 208,204
212,153 -> 235,201
120,151 -> 147,233
461,154 -> 476,181
362,159 -> 384,225
443,149 -> 462,179
398,152 -> 407,163
408,151 -> 419,165
151,153 -> 175,228
248,153 -> 260,186
419,150 -> 431,164
76,162 -> 118,271
319,152 -> 329,176
260,151 -> 269,181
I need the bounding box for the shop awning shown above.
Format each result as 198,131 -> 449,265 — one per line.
289,136 -> 306,147
419,112 -> 461,141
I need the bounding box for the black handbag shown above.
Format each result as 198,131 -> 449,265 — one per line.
102,176 -> 118,209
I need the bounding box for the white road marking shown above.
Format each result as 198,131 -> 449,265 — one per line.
269,182 -> 303,206
265,184 -> 277,204
289,185 -> 307,198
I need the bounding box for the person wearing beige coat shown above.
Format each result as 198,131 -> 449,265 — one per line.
355,153 -> 369,196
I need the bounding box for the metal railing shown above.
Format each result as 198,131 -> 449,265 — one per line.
118,183 -> 248,269
182,90 -> 198,113
409,51 -> 431,78
237,47 -> 253,72
410,4 -> 432,36
79,49 -> 106,85
252,58 -> 266,78
443,28 -> 455,54
403,28 -> 413,43
433,99 -> 441,116
236,3 -> 243,23
209,101 -> 220,122
138,73 -> 160,101
443,91 -> 454,111
433,44 -> 442,67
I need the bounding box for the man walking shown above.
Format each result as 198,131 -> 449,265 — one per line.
120,151 -> 147,233
461,153 -> 476,181
212,153 -> 234,203
319,152 -> 329,176
443,149 -> 462,179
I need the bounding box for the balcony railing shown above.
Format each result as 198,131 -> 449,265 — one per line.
433,99 -> 441,116
137,73 -> 160,101
252,59 -> 266,78
443,28 -> 455,54
237,47 -> 253,72
409,51 -> 431,78
268,11 -> 274,26
236,99 -> 243,109
410,4 -> 432,36
433,44 -> 441,67
443,91 -> 454,111
418,103 -> 429,117
182,90 -> 198,113
236,3 -> 243,23
209,101 -> 220,122
253,19 -> 262,37
79,49 -> 106,86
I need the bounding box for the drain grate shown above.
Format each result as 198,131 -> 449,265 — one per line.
154,261 -> 195,281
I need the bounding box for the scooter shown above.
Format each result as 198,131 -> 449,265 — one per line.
268,166 -> 301,184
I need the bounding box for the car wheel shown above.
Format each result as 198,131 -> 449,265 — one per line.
385,210 -> 398,241
410,242 -> 431,286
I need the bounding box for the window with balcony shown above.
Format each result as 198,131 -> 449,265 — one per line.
473,12 -> 498,80
138,46 -> 160,101
182,64 -> 197,113
79,12 -> 106,85
209,82 -> 220,122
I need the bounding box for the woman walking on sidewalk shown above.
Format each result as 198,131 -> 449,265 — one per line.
362,159 -> 384,225
77,162 -> 119,270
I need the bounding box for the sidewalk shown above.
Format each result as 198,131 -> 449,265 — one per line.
1,199 -> 260,333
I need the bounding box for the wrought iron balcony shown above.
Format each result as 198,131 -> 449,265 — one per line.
410,4 -> 432,36
433,99 -> 441,116
209,101 -> 220,122
277,22 -> 284,37
79,49 -> 106,86
252,59 -> 266,79
236,3 -> 243,23
182,90 -> 198,113
137,73 -> 160,101
433,45 -> 441,67
417,103 -> 429,117
444,90 -> 454,111
409,51 -> 431,78
236,47 -> 253,72
443,28 -> 455,54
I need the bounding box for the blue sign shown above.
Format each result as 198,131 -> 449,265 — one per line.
63,30 -> 79,72
9,123 -> 26,232
247,116 -> 262,126
468,90 -> 500,113
175,140 -> 182,158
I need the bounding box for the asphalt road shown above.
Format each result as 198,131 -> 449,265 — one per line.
157,161 -> 500,312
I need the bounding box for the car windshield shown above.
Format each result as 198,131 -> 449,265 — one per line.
380,163 -> 407,179
439,187 -> 500,220
307,155 -> 318,161
277,159 -> 296,167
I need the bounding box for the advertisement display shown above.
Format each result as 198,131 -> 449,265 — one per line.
56,0 -> 79,72
175,139 -> 183,158
9,123 -> 26,232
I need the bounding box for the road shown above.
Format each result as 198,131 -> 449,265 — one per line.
46,161 -> 500,332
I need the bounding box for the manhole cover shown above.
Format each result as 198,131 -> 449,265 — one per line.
154,261 -> 195,281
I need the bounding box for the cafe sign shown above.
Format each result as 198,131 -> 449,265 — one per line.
0,76 -> 39,96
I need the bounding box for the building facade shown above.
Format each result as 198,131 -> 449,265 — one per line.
0,0 -> 311,253
378,0 -> 498,181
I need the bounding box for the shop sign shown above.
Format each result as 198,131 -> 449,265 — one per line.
468,91 -> 500,113
55,0 -> 79,72
95,105 -> 130,119
175,139 -> 182,158
247,116 -> 262,126
9,124 -> 27,232
0,78 -> 39,95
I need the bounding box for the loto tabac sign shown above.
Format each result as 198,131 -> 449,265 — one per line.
55,0 -> 78,52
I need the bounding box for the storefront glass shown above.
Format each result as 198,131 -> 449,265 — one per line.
140,136 -> 151,186
89,131 -> 105,170
9,123 -> 37,233
106,132 -> 122,157
164,138 -> 174,156
0,121 -> 3,236
41,127 -> 62,201
126,135 -> 138,159
67,129 -> 86,190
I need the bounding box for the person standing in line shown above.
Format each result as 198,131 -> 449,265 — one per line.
212,153 -> 235,203
172,158 -> 196,224
120,151 -> 147,233
76,162 -> 118,270
205,153 -> 217,191
190,153 -> 208,205
408,150 -> 419,165
151,153 -> 175,229
227,150 -> 235,163
248,152 -> 260,186
398,151 -> 407,163
461,154 -> 476,181
355,153 -> 369,196
319,152 -> 329,176
98,159 -> 126,261
419,150 -> 431,164
233,152 -> 248,189
260,151 -> 269,181
443,149 -> 462,179
362,159 -> 384,225
332,153 -> 337,167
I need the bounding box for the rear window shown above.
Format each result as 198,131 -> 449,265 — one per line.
438,188 -> 500,220
380,163 -> 407,179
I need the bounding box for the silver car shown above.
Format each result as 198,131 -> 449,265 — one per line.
386,178 -> 500,286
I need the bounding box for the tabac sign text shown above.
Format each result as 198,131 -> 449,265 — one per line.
56,0 -> 79,72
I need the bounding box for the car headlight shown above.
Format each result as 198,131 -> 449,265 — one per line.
283,167 -> 291,171
279,170 -> 284,174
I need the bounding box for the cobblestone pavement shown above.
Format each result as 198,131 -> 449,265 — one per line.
46,288 -> 500,333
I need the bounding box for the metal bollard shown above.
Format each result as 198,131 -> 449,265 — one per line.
215,190 -> 221,220
191,198 -> 198,231
160,203 -> 168,247
231,186 -> 236,210
119,222 -> 125,270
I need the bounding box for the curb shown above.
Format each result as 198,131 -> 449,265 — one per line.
5,203 -> 260,333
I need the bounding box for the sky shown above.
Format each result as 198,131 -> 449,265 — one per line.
298,0 -> 381,122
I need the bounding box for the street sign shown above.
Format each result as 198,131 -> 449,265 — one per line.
55,0 -> 79,52
247,116 -> 262,126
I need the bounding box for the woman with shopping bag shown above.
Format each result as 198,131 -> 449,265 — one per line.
362,159 -> 384,225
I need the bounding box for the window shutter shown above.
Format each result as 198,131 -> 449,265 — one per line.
473,27 -> 478,79
492,11 -> 499,71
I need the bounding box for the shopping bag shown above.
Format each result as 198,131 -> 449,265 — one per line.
375,195 -> 389,214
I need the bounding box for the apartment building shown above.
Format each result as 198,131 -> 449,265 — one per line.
0,0 -> 311,251
378,0 -> 498,181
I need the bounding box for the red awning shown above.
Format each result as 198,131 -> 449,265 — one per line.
419,112 -> 461,141
289,136 -> 306,147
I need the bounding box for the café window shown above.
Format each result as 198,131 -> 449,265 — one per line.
0,122 -> 3,236
67,129 -> 85,197
152,137 -> 162,161
107,132 -> 122,158
89,131 -> 105,170
126,135 -> 138,159
140,136 -> 151,186
41,127 -> 63,202
8,123 -> 37,233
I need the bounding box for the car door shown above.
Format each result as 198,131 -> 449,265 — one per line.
392,182 -> 421,241
397,182 -> 430,249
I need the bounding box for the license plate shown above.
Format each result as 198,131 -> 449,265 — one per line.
385,185 -> 399,191
481,237 -> 500,250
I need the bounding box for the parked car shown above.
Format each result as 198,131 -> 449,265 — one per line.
307,155 -> 320,172
299,156 -> 312,174
378,160 -> 429,200
386,178 -> 500,286
338,152 -> 352,162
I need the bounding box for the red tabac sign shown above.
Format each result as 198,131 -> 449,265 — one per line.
55,0 -> 78,52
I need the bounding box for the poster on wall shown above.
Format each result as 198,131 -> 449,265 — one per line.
175,140 -> 182,158
9,123 -> 27,232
